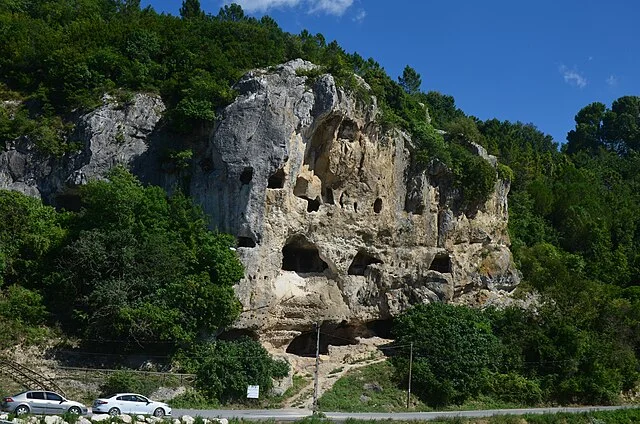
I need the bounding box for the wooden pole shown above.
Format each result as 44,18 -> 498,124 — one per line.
406,342 -> 413,409
313,322 -> 321,413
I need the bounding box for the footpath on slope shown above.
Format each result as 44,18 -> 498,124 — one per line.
278,336 -> 392,409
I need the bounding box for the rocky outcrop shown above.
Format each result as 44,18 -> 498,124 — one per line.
190,60 -> 520,348
0,60 -> 520,350
0,93 -> 166,206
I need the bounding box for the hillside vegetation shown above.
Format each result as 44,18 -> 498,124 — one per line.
1,0 -> 640,409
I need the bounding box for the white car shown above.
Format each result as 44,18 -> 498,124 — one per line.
92,393 -> 171,417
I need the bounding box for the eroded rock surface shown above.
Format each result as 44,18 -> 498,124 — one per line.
190,60 -> 520,347
0,60 -> 520,349
0,93 -> 166,206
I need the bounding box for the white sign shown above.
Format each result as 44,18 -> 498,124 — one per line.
247,385 -> 260,399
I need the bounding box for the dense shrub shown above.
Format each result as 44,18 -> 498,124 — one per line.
392,303 -> 501,406
194,338 -> 290,402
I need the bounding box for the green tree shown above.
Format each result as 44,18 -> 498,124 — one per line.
565,102 -> 606,155
398,65 -> 421,95
194,338 -> 290,401
392,303 -> 501,406
45,167 -> 243,343
179,0 -> 204,19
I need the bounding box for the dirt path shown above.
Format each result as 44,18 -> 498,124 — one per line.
282,337 -> 391,409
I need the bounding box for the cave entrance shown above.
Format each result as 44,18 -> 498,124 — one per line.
285,322 -> 359,356
348,251 -> 383,276
365,319 -> 393,339
268,168 -> 286,189
240,167 -> 254,185
305,196 -> 321,212
429,253 -> 451,273
237,237 -> 256,248
282,235 -> 328,274
217,329 -> 260,342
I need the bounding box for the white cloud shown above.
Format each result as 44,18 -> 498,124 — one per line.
231,0 -> 301,13
352,8 -> 366,22
230,0 -> 353,15
309,0 -> 353,15
559,65 -> 587,88
606,75 -> 618,86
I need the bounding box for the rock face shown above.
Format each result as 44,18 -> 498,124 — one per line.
0,93 -> 166,205
190,60 -> 520,348
0,60 -> 520,349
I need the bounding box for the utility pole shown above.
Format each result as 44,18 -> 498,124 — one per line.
312,321 -> 321,413
406,342 -> 413,409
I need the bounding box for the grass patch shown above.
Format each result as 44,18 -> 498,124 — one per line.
318,360 -> 426,412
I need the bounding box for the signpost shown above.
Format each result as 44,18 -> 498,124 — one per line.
247,385 -> 260,399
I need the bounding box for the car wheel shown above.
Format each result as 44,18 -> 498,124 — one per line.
68,406 -> 82,415
15,405 -> 30,416
108,407 -> 121,416
153,408 -> 165,417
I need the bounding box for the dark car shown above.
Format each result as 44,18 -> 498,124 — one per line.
1,391 -> 88,416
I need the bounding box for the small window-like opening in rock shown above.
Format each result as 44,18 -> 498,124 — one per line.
353,202 -> 358,212
322,187 -> 335,205
307,197 -> 321,212
404,201 -> 424,215
430,254 -> 451,273
282,235 -> 328,274
237,237 -> 256,248
348,251 -> 383,276
240,167 -> 253,185
373,198 -> 382,214
286,323 -> 358,356
268,168 -> 285,188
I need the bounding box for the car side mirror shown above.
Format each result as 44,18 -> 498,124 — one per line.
59,400 -> 64,404
147,401 -> 150,404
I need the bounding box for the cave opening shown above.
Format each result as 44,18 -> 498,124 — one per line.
373,198 -> 382,214
429,253 -> 451,273
365,319 -> 393,339
240,167 -> 254,185
322,187 -> 334,205
217,329 -> 260,342
348,251 -> 383,276
286,323 -> 359,356
282,235 -> 328,274
267,168 -> 286,189
237,236 -> 256,248
306,197 -> 321,212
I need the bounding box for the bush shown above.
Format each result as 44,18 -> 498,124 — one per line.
0,285 -> 48,326
100,370 -> 140,396
484,372 -> 542,405
497,163 -> 514,182
450,144 -> 497,208
194,337 -> 291,402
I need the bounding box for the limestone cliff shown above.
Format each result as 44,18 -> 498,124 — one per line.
0,60 -> 519,349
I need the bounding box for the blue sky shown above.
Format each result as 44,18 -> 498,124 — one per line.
143,0 -> 639,145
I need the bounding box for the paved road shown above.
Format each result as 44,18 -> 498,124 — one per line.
173,405 -> 638,421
